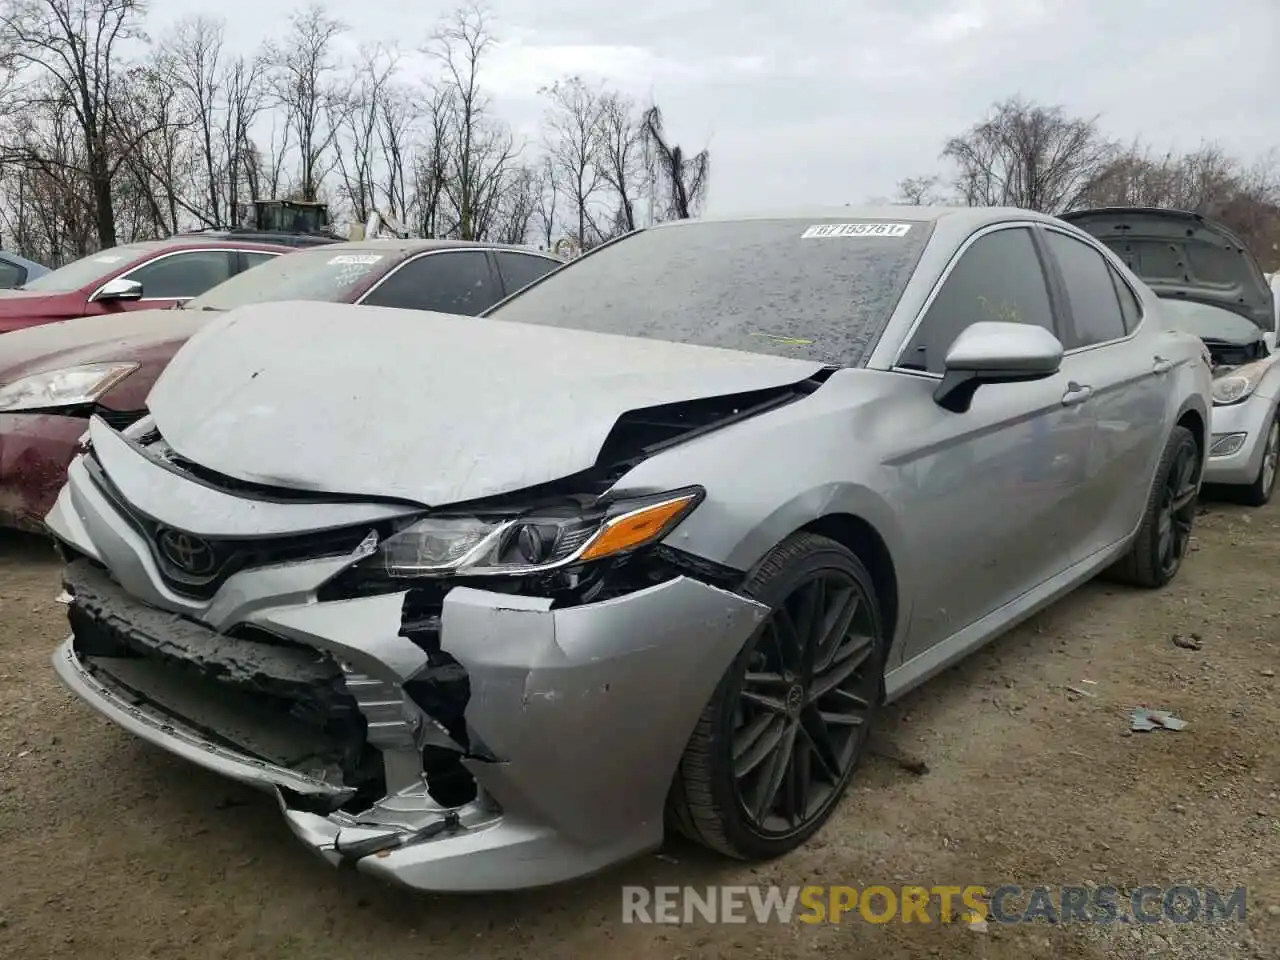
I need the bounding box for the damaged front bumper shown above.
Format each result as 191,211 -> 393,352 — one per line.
46,437 -> 768,891
0,412 -> 89,532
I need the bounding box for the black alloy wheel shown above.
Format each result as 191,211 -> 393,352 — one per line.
731,569 -> 879,835
1157,436 -> 1199,580
1107,424 -> 1200,589
668,533 -> 884,860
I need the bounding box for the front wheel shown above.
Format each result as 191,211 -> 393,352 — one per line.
666,533 -> 885,860
1108,425 -> 1200,588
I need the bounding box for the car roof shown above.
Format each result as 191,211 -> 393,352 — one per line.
648,205 -> 1067,232
119,236 -> 299,255
318,238 -> 563,258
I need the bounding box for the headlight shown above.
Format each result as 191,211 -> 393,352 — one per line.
1211,359 -> 1271,406
369,487 -> 705,578
0,361 -> 138,413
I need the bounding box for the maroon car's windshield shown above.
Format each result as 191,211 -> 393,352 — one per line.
183,246 -> 399,311
20,244 -> 155,293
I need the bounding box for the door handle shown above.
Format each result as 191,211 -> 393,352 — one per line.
1062,382 -> 1093,407
1152,355 -> 1176,375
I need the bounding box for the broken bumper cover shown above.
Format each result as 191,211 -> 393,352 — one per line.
0,412 -> 87,532
49,515 -> 768,891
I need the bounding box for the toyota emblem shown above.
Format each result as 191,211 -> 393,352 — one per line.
157,528 -> 217,577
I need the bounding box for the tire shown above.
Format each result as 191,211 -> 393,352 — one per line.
1108,425 -> 1200,588
666,532 -> 885,860
1237,412 -> 1279,507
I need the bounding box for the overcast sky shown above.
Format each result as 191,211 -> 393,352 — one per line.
152,0 -> 1280,215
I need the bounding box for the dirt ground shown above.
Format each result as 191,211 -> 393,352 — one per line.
0,502 -> 1276,960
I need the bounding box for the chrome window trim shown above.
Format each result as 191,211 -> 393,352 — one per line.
356,247 -> 496,304
89,247 -> 278,303
887,221 -> 1050,378
1038,224 -> 1144,353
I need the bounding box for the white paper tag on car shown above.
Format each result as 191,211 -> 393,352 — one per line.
801,223 -> 912,239
328,254 -> 383,265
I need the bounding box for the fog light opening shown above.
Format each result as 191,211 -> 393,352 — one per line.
1209,432 -> 1247,458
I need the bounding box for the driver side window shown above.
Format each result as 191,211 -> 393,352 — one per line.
898,227 -> 1056,375
123,250 -> 237,300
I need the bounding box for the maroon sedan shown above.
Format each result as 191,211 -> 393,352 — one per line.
0,238 -> 563,530
0,236 -> 294,335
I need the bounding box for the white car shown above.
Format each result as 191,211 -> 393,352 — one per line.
1065,209 -> 1280,505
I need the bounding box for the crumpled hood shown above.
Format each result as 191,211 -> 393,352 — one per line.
0,309 -> 208,383
148,300 -> 826,506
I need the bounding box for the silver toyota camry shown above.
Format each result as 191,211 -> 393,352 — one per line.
47,207 -> 1211,892
1062,208 -> 1280,505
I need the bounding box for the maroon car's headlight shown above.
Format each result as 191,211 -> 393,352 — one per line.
0,361 -> 138,413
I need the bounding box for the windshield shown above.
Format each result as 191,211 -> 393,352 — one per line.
21,245 -> 154,293
485,218 -> 932,365
185,247 -> 399,311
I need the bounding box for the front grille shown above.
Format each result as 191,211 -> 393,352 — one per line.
83,452 -> 379,599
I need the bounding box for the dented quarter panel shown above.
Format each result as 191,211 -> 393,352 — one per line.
146,301 -> 825,504
440,579 -> 769,848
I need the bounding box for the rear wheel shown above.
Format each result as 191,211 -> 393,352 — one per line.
1238,413 -> 1279,507
667,533 -> 884,860
1108,425 -> 1199,588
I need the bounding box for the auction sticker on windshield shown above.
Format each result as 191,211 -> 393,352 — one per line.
801,223 -> 912,239
328,254 -> 384,265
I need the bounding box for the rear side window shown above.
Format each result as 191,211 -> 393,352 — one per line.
360,251 -> 500,315
1044,231 -> 1127,348
494,251 -> 560,296
1109,265 -> 1142,332
899,227 -> 1055,374
240,251 -> 279,271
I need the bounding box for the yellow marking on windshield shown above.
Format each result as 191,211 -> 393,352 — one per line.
751,332 -> 814,345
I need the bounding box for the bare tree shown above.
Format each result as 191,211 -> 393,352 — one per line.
115,55 -> 193,236
640,102 -> 708,221
220,50 -> 269,217
333,43 -> 398,222
531,154 -> 557,249
424,3 -> 516,239
1084,140 -> 1241,210
374,78 -> 414,220
894,173 -> 949,206
269,4 -> 347,201
940,97 -> 1114,213
489,163 -> 538,245
0,0 -> 155,247
540,75 -> 606,246
594,89 -> 642,235
409,82 -> 453,237
160,16 -> 226,226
